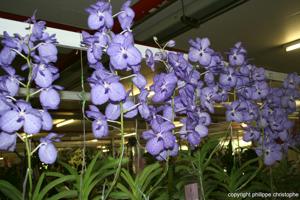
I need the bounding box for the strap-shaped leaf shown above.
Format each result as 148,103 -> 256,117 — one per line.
58,161 -> 78,176
37,175 -> 76,200
47,190 -> 78,200
83,152 -> 101,185
0,180 -> 22,200
115,182 -> 135,199
137,163 -> 160,188
32,173 -> 46,200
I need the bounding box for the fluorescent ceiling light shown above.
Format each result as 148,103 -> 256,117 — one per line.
91,139 -> 98,142
174,121 -> 183,128
0,157 -> 3,160
285,40 -> 300,52
56,119 -> 74,128
124,132 -> 136,137
240,123 -> 248,128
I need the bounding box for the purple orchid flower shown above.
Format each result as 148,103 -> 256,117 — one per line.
37,43 -> 58,63
132,73 -> 147,89
255,143 -> 282,166
38,133 -> 61,164
0,47 -> 16,66
283,72 -> 300,89
86,0 -> 113,30
118,0 -> 135,30
0,131 -> 16,151
86,105 -> 109,138
107,32 -> 142,70
225,100 -> 247,123
39,86 -> 62,110
89,69 -> 126,105
188,37 -> 214,66
251,81 -> 269,100
151,72 -> 177,103
155,143 -> 179,161
0,100 -> 42,134
228,42 -> 246,66
145,49 -> 155,71
243,127 -> 260,142
219,67 -> 237,88
142,119 -> 175,156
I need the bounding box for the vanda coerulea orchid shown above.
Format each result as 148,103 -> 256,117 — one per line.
82,0 -> 300,164
0,14 -> 62,164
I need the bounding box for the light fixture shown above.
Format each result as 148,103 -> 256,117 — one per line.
240,123 -> 248,128
0,157 -> 4,161
180,145 -> 188,151
91,139 -> 98,142
174,121 -> 183,128
285,39 -> 300,52
56,119 -> 75,128
124,132 -> 136,137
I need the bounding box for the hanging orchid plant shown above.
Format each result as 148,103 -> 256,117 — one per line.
0,13 -> 62,198
83,0 -> 300,167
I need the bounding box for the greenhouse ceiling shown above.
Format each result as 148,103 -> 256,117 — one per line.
0,0 -> 299,163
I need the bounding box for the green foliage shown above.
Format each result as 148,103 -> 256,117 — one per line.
59,152 -> 126,200
110,163 -> 166,200
0,152 -> 122,200
0,180 -> 22,200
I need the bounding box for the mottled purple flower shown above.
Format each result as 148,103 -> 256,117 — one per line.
86,105 -> 109,138
38,133 -> 61,164
142,120 -> 175,156
105,103 -> 121,120
123,99 -> 138,118
0,69 -> 21,97
145,49 -> 155,71
118,0 -> 135,30
199,87 -> 217,113
188,37 -> 213,66
255,143 -> 282,166
251,81 -> 268,100
155,143 -> 179,161
89,69 -> 126,105
252,67 -> 265,81
33,63 -> 58,88
228,42 -> 246,66
151,72 -> 177,103
138,89 -> 151,120
0,100 -> 42,134
40,87 -> 61,109
107,33 -> 142,70
37,43 -> 58,63
243,127 -> 260,142
219,67 -> 237,88
225,100 -> 246,122
0,47 -> 16,66
39,110 -> 53,131
0,131 -> 16,151
283,73 -> 300,89
132,73 -> 147,89
86,0 -> 113,30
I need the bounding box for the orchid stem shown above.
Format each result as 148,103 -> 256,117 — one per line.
29,88 -> 43,97
30,143 -> 46,156
112,11 -> 125,18
103,102 -> 124,200
120,74 -> 136,80
24,136 -> 32,200
23,46 -> 33,199
107,119 -> 121,125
